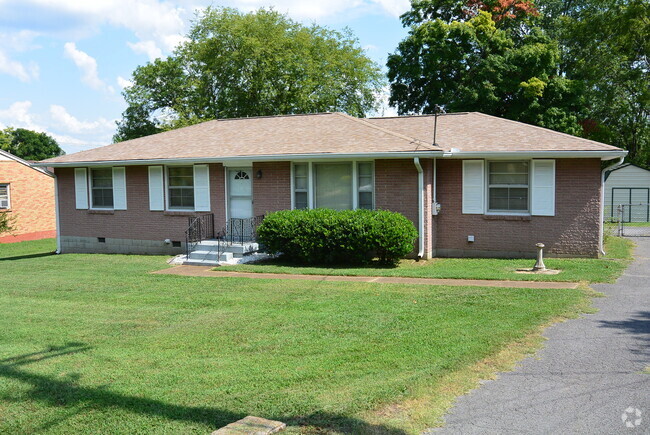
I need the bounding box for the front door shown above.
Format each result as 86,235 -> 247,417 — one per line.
228,168 -> 253,219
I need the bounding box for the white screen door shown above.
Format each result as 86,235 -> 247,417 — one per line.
228,168 -> 253,219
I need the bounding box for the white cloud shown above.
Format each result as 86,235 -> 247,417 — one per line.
222,0 -> 410,19
50,105 -> 114,134
0,101 -> 44,130
0,101 -> 114,153
127,40 -> 163,61
63,42 -> 114,93
0,50 -> 39,82
117,76 -> 133,89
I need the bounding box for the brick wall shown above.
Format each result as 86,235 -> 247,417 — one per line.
435,158 -> 602,258
252,161 -> 291,216
0,160 -> 56,243
57,164 -> 226,245
375,159 -> 422,257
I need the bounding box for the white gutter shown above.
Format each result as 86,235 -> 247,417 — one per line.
599,156 -> 626,256
53,173 -> 61,254
441,150 -> 627,160
33,149 -> 629,168
413,157 -> 424,259
33,151 -> 444,168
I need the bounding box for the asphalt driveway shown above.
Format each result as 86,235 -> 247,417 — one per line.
432,238 -> 650,434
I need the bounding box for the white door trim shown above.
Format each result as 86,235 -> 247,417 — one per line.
226,167 -> 253,220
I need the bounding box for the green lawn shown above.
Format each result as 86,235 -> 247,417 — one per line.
218,236 -> 634,283
1,239 -> 591,433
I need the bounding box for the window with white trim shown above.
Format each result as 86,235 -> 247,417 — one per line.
0,184 -> 10,209
488,161 -> 529,212
357,162 -> 374,209
292,161 -> 374,211
90,168 -> 114,208
293,163 -> 308,209
167,166 -> 194,209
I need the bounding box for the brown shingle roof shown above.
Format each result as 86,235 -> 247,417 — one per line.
44,112 -> 436,164
366,112 -> 621,152
42,111 -> 623,165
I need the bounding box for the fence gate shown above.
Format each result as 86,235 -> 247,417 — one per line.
617,204 -> 650,237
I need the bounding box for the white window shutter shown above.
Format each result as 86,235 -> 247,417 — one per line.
148,166 -> 164,211
531,159 -> 555,216
462,160 -> 485,214
74,168 -> 88,209
112,167 -> 127,210
193,164 -> 211,211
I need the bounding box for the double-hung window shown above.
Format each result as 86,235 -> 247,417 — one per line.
488,161 -> 529,213
293,162 -> 374,210
0,184 -> 10,209
91,168 -> 114,208
167,166 -> 194,209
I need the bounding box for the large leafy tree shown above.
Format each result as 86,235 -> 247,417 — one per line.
549,0 -> 649,166
115,7 -> 384,142
391,0 -> 649,166
0,127 -> 64,161
389,1 -> 584,134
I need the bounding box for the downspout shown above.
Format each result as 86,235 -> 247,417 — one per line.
599,157 -> 625,256
414,158 -> 424,259
53,173 -> 61,254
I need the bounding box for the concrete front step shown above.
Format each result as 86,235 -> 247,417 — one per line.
194,241 -> 259,257
188,250 -> 234,262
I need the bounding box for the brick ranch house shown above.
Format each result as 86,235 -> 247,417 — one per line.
35,112 -> 626,259
0,150 -> 56,243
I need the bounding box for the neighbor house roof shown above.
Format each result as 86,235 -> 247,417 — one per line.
0,150 -> 53,176
38,112 -> 625,166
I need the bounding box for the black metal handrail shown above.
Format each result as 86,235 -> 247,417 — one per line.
218,215 -> 265,244
184,213 -> 214,257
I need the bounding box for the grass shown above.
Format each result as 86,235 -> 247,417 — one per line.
218,237 -> 634,283
0,238 -> 595,434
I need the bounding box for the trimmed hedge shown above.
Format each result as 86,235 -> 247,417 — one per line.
257,208 -> 418,265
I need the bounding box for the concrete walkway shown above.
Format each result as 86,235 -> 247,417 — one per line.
432,238 -> 650,434
152,265 -> 579,289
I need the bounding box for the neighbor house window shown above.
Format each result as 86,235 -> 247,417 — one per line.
167,166 -> 194,209
488,161 -> 529,212
357,162 -> 374,209
293,163 -> 308,209
91,168 -> 114,208
0,184 -> 10,209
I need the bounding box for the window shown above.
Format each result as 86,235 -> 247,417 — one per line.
0,184 -> 9,209
314,163 -> 353,210
357,162 -> 374,209
293,161 -> 374,211
488,161 -> 529,212
91,168 -> 113,208
293,163 -> 308,209
168,166 -> 194,209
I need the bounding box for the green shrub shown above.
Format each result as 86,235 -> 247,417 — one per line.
257,208 -> 418,265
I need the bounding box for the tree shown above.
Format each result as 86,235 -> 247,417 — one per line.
388,9 -> 584,134
114,7 -> 384,142
0,210 -> 16,236
0,128 -> 64,161
547,0 -> 650,166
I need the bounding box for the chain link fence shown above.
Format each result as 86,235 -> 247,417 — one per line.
616,204 -> 650,237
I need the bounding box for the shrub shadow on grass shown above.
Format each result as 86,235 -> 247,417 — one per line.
252,256 -> 401,270
0,343 -> 406,434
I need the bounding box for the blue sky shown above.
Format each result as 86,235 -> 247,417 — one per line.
0,0 -> 410,154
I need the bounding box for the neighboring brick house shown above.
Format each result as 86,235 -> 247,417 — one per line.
0,150 -> 56,243
35,112 -> 626,259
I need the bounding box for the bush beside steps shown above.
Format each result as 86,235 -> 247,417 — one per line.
257,208 -> 418,265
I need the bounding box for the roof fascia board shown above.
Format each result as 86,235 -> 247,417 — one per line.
33,151 -> 444,168
440,150 -> 628,160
